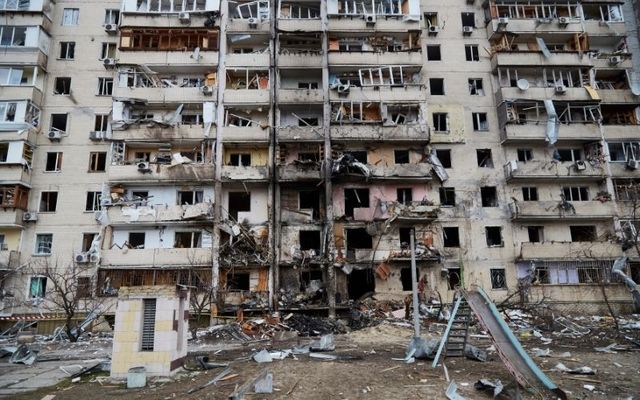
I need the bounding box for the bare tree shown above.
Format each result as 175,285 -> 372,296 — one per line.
188,271 -> 215,340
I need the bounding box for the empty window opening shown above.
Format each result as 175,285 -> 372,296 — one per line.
461,12 -> 475,28
81,233 -> 97,253
347,151 -> 367,163
399,227 -> 412,249
128,232 -> 145,249
299,230 -> 321,252
50,113 -> 68,133
429,78 -> 444,95
60,42 -> 75,59
472,112 -> 488,130
435,149 -> 451,168
347,268 -> 375,300
299,190 -> 320,220
298,117 -> 319,126
447,268 -> 461,290
228,192 -> 251,221
469,79 -> 484,95
0,144 -> 7,162
227,272 -> 250,290
175,231 -> 201,248
465,44 -> 479,61
400,267 -> 418,291
522,187 -> 538,201
344,188 -> 369,217
490,269 -> 506,289
426,45 -> 441,61
39,191 -> 58,212
433,113 -> 448,132
397,188 -> 412,205
562,186 -> 589,201
443,227 -> 460,247
570,225 -> 596,242
527,226 -> 544,242
178,190 -> 203,205
517,149 -> 533,162
477,149 -> 493,168
229,153 -> 251,166
297,152 -> 320,162
141,299 -> 156,351
556,148 -> 582,162
485,226 -> 503,247
481,187 -> 498,207
440,187 -> 456,206
45,152 -> 63,172
94,114 -> 109,132
85,192 -> 102,211
394,150 -> 410,164
346,228 -> 372,250
89,152 -> 107,172
54,77 -> 71,95
100,43 -> 117,60
97,78 -> 113,96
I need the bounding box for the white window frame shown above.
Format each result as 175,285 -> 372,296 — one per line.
97,78 -> 114,96
0,101 -> 17,123
472,112 -> 489,131
562,186 -> 589,201
59,41 -> 75,59
86,191 -> 102,211
0,26 -> 27,47
1,0 -> 31,11
104,9 -> 120,25
35,233 -> 53,255
62,8 -> 80,26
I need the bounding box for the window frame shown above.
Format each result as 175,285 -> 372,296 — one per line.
34,233 -> 53,255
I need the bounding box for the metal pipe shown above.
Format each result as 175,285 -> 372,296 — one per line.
410,228 -> 420,337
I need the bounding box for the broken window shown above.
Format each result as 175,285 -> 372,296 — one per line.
62,8 -> 79,26
562,186 -> 589,201
608,142 -> 640,162
426,45 -> 441,61
490,269 -> 506,289
94,114 -> 109,132
141,299 -> 156,351
439,187 -> 455,207
0,144 -> 7,162
229,153 -> 251,166
85,192 -> 102,212
394,150 -> 410,164
346,228 -> 372,250
476,149 -> 493,168
97,78 -> 113,96
447,268 -> 461,290
175,231 -> 201,248
100,43 -> 117,60
54,77 -> 71,95
1,0 -> 31,11
614,179 -> 640,201
280,2 -> 320,19
425,12 -> 439,29
35,234 -> 53,255
128,232 -> 146,249
332,101 -> 382,124
397,188 -> 412,205
77,277 -> 92,298
472,113 -> 488,131
39,191 -> 58,212
399,227 -> 412,249
468,79 -> 484,96
299,230 -> 321,252
556,148 -> 582,162
0,26 -> 26,46
443,227 -> 460,247
485,226 -> 503,247
299,190 -> 320,220
522,187 -> 538,201
228,192 -> 251,221
226,69 -> 269,90
232,0 -> 270,20
347,268 -> 375,300
461,12 -> 475,28
89,152 -> 107,172
81,233 -> 97,253
429,78 -> 444,95
300,269 -> 323,291
465,44 -> 479,61
527,226 -> 544,243
227,272 -> 250,290
517,149 -> 533,162
0,102 -> 17,122
119,28 -> 219,51
570,226 -> 597,242
344,188 -> 369,218
50,113 -> 68,133
435,150 -> 451,168
29,276 -> 46,298
481,187 -> 498,207
60,41 -> 75,59
400,267 -> 417,291
433,113 -> 448,132
45,152 -> 63,172
178,190 -> 203,205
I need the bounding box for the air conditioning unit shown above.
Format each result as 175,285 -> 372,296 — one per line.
337,83 -> 350,96
75,253 -> 90,264
48,130 -> 62,141
462,26 -> 474,35
497,17 -> 509,27
104,24 -> 117,33
365,14 -> 376,25
23,212 -> 38,222
103,58 -> 116,68
575,160 -> 587,171
89,131 -> 103,141
627,159 -> 639,170
609,56 -> 623,66
555,84 -> 567,94
202,85 -> 214,96
89,253 -> 101,263
178,12 -> 190,22
247,17 -> 258,28
558,16 -> 570,26
428,25 -> 439,35
137,161 -> 151,172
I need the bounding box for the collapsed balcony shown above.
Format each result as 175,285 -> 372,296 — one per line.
328,31 -> 421,65
220,267 -> 269,311
225,69 -> 270,103
277,144 -> 324,182
96,267 -> 212,297
280,227 -> 326,265
278,105 -> 324,142
105,200 -> 214,225
280,186 -> 324,224
222,106 -> 270,142
278,1 -> 321,31
594,69 -> 638,103
518,241 -> 623,261
278,33 -> 322,67
329,66 -> 424,101
219,221 -> 270,267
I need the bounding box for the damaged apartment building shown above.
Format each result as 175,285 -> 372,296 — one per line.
2,0 -> 640,324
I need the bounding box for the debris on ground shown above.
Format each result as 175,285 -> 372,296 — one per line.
474,379 -> 504,397
552,363 -> 597,375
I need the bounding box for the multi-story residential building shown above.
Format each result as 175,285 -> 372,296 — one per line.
1,0 -> 640,327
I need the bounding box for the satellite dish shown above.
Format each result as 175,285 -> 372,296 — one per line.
516,79 -> 530,91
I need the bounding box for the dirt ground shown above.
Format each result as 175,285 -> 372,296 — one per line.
8,319 -> 640,400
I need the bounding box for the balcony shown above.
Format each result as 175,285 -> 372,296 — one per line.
226,53 -> 271,68
106,203 -> 213,226
519,241 -> 623,261
110,123 -> 211,141
117,50 -> 219,68
221,165 -> 269,182
0,164 -> 31,185
108,163 -> 214,184
277,88 -> 323,104
277,126 -> 324,142
329,85 -> 425,102
597,89 -> 637,104
583,21 -> 626,37
224,89 -> 270,104
0,250 -> 20,269
0,48 -> 48,70
0,209 -> 25,227
0,85 -> 44,105
331,124 -> 429,142
3,13 -> 52,33
227,18 -> 271,32
510,201 -> 616,221
328,51 -> 422,66
601,125 -> 640,141
100,247 -> 212,267
491,52 -> 587,69
0,128 -> 36,143
609,163 -> 640,178
501,123 -> 601,143
112,86 -> 213,104
327,17 -> 420,32
495,87 -> 593,103
119,13 -> 218,29
278,52 -> 322,68
277,164 -> 322,181
486,18 -> 583,40
221,126 -> 270,142
278,18 -> 322,32
504,160 -> 605,181
368,163 -> 433,181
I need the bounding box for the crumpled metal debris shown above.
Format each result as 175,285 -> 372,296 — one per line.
446,381 -> 466,400
552,362 -> 596,375
331,154 -> 371,178
9,344 -> 37,365
474,379 -> 504,397
310,334 -> 335,352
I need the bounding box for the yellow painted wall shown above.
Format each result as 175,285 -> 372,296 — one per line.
0,229 -> 21,251
223,147 -> 269,166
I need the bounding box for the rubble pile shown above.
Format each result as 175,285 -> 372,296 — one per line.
349,298 -> 405,330
282,314 -> 349,336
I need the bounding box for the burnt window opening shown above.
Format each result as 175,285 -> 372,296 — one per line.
346,228 -> 373,251
570,225 -> 597,242
485,226 -> 503,247
399,227 -> 412,249
426,45 -> 441,61
400,267 -> 418,291
298,117 -> 319,126
562,187 -> 589,201
45,152 -> 63,172
299,190 -> 320,220
490,269 -> 506,289
227,272 -> 250,291
476,149 -> 493,168
461,12 -> 475,28
397,188 -> 413,205
394,149 -> 410,164
344,188 -> 369,218
298,152 -> 321,162
347,268 -> 375,300
50,114 -> 68,132
128,232 -> 145,249
435,149 -> 451,168
522,187 -> 538,201
229,153 -> 251,166
299,230 -> 321,253
517,149 -> 533,162
429,78 -> 445,95
300,269 -> 323,292
433,113 -> 448,132
447,268 -> 461,290
481,186 -> 498,207
630,262 -> 640,285
527,226 -> 544,242
175,231 -> 201,248
39,191 -> 58,212
54,78 -> 71,95
346,151 -> 368,163
443,227 -> 460,247
439,187 -> 455,207
228,192 -> 251,221
81,233 -> 97,253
